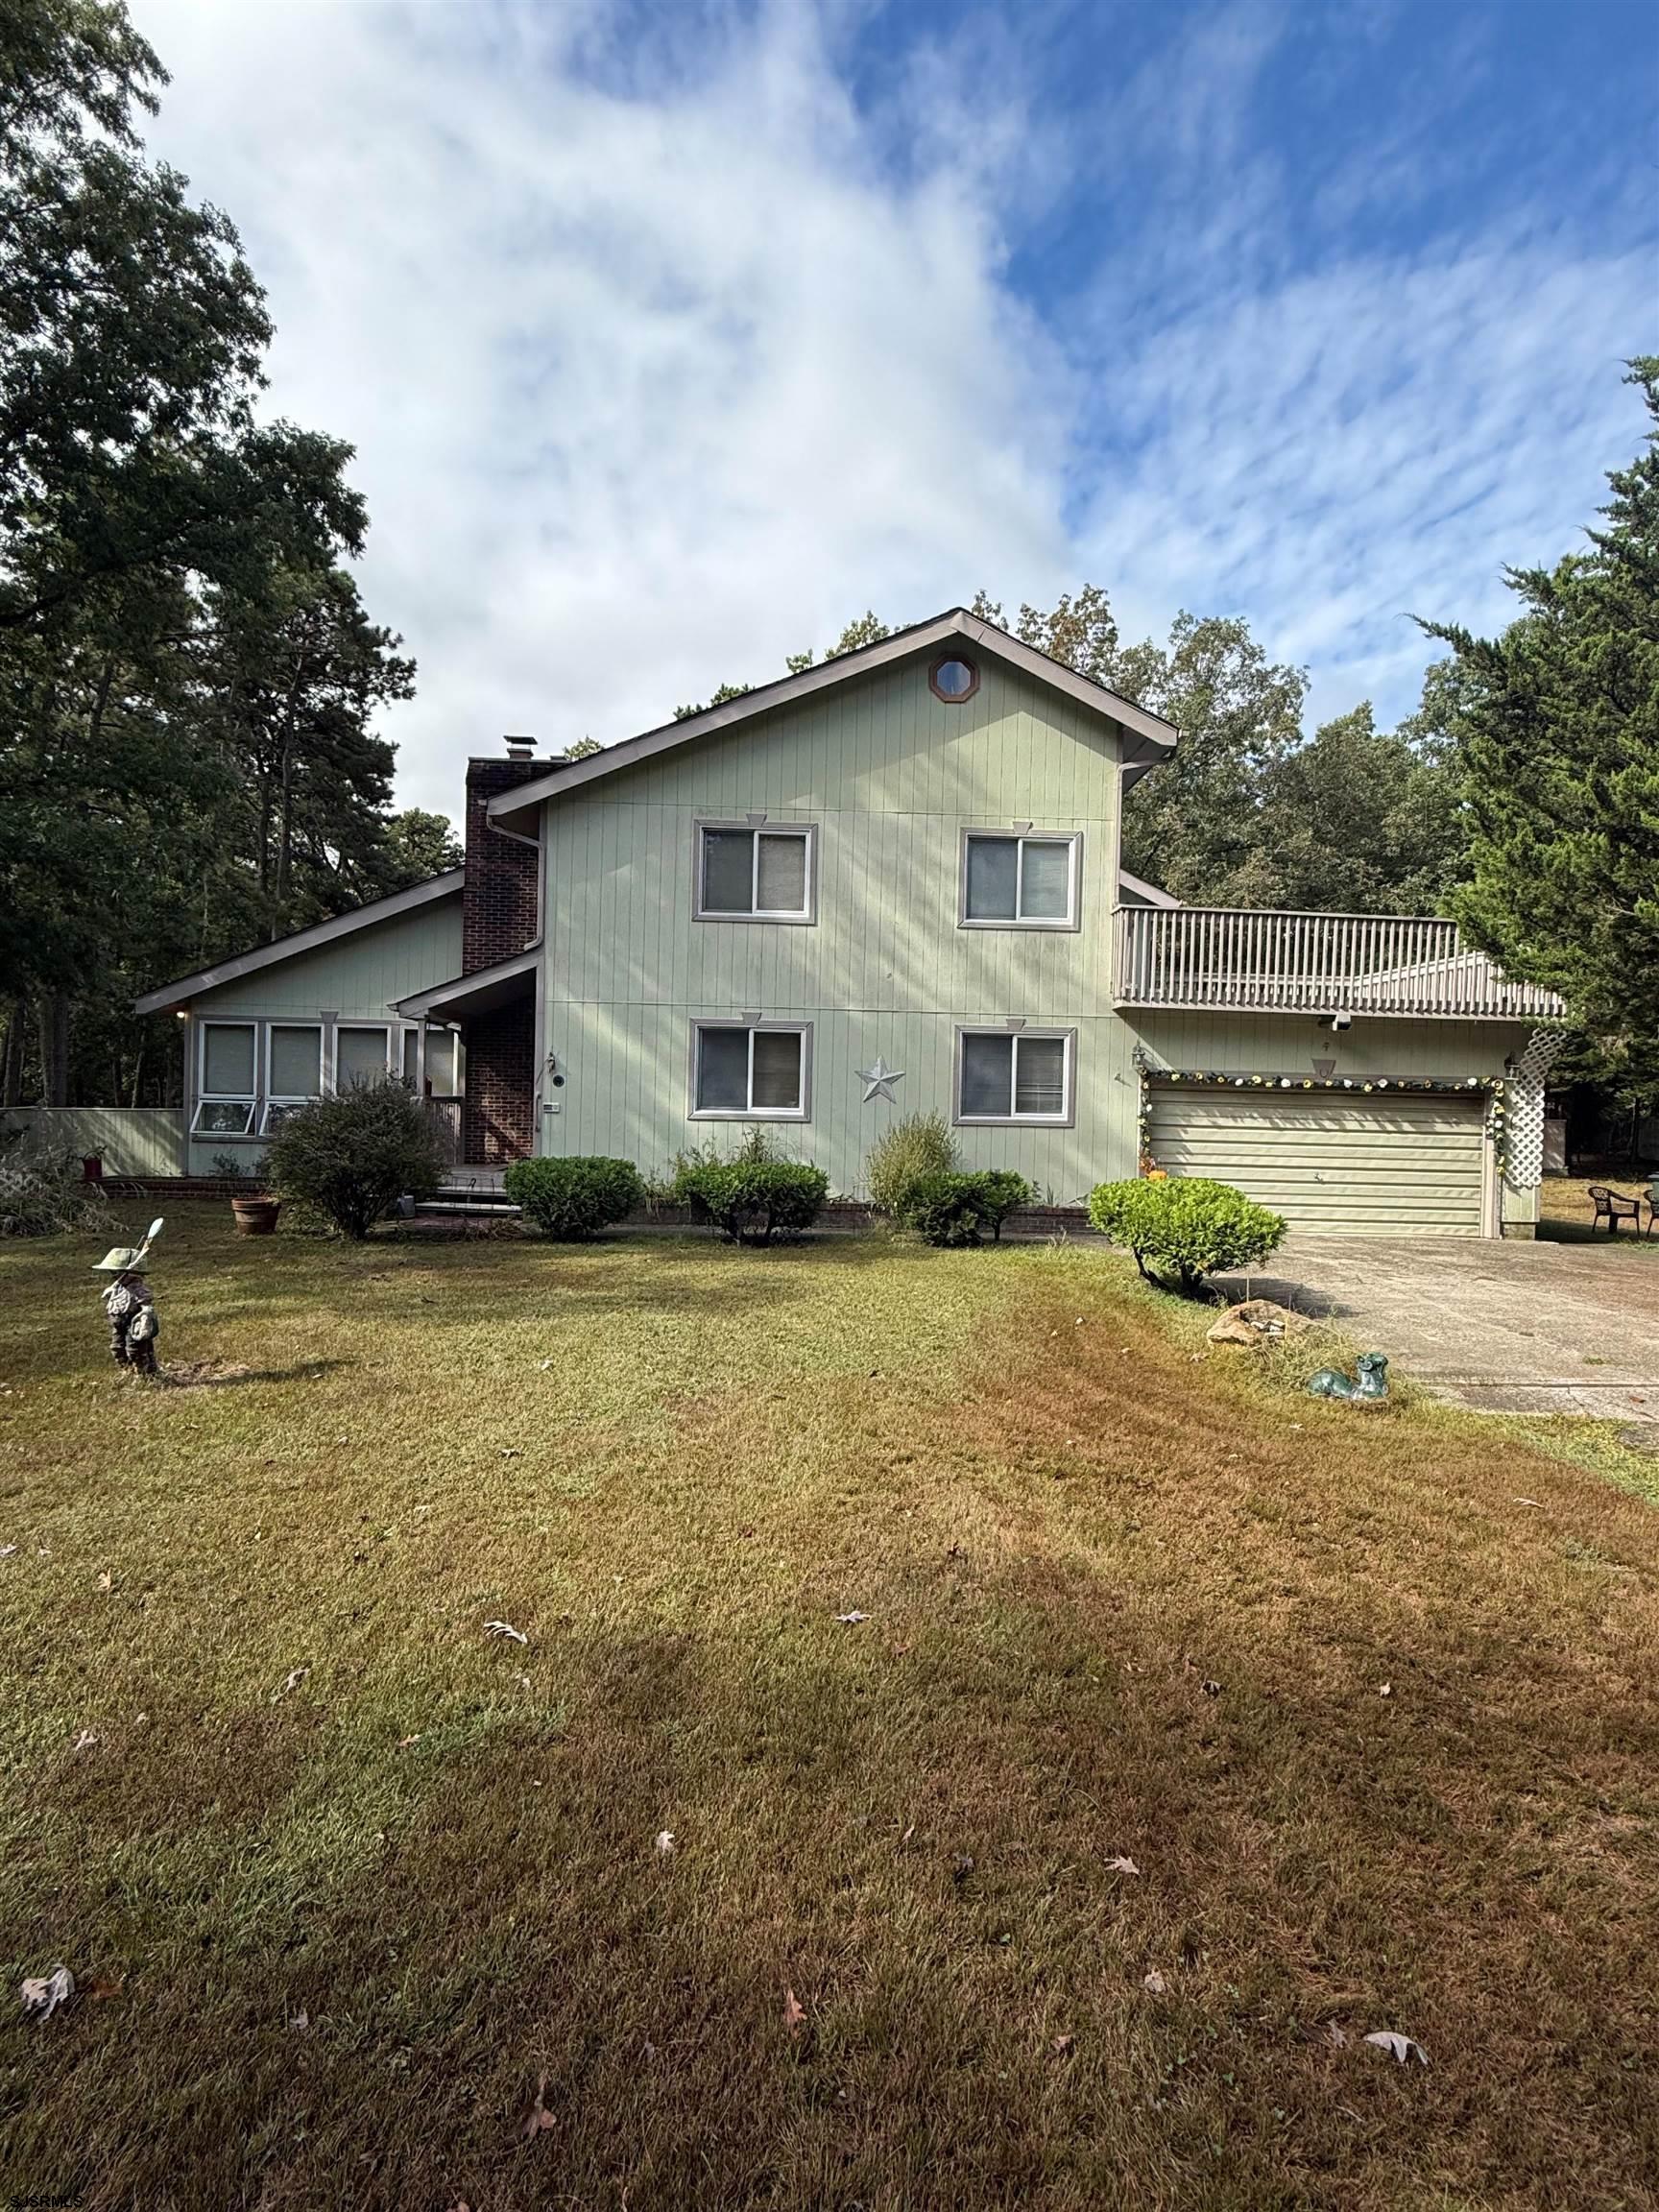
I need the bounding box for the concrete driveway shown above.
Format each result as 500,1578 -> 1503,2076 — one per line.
1214,1236 -> 1659,1433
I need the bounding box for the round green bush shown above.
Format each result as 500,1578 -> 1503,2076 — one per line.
960,1168 -> 1033,1240
263,1080 -> 446,1240
503,1156 -> 643,1239
1087,1175 -> 1286,1296
898,1171 -> 992,1247
673,1158 -> 829,1244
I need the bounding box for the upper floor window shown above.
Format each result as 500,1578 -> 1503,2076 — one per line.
929,654 -> 979,703
696,822 -> 815,923
960,831 -> 1080,929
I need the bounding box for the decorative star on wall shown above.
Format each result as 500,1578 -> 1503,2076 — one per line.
856,1057 -> 904,1104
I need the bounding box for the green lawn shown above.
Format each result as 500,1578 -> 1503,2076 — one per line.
2,1205 -> 1655,2211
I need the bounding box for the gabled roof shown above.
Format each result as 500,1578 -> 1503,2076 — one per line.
1118,868 -> 1179,909
488,608 -> 1180,835
133,870 -> 465,1016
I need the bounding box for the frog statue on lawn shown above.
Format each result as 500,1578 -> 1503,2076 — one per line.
1307,1352 -> 1389,1403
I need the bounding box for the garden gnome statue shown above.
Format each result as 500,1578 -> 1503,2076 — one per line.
93,1217 -> 164,1379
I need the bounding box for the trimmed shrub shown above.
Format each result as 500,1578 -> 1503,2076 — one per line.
673,1158 -> 830,1244
1087,1175 -> 1286,1297
961,1168 -> 1033,1240
504,1156 -> 642,1239
866,1112 -> 956,1215
898,1170 -> 992,1247
263,1079 -> 446,1240
0,1148 -> 114,1238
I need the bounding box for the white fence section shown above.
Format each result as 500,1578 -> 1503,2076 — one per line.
1113,907 -> 1565,1021
1,1107 -> 187,1179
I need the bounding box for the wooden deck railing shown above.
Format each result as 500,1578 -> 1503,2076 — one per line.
1112,906 -> 1564,1020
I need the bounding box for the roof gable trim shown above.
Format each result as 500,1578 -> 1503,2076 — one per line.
132,870 -> 466,1016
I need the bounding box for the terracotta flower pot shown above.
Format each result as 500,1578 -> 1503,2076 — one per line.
231,1194 -> 282,1237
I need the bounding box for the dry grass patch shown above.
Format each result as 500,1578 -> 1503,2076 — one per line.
0,1205 -> 1655,2211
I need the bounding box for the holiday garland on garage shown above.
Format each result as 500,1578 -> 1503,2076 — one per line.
1135,1070 -> 1510,1181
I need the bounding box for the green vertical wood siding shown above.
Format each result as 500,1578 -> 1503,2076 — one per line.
182,893 -> 463,1173
539,652 -> 1131,1199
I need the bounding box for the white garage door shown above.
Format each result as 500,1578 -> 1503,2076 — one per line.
1145,1088 -> 1489,1237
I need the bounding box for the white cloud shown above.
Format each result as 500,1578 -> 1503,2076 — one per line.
130,0 -> 1071,809
128,0 -> 1651,812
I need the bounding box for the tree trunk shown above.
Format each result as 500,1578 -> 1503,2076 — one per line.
1,997 -> 26,1106
38,993 -> 70,1107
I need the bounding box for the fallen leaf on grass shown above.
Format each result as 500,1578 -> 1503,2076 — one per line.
833,1610 -> 869,1625
272,1667 -> 309,1701
1363,2031 -> 1429,2066
499,1448 -> 520,1459
1142,1968 -> 1166,1994
1105,1856 -> 1141,1876
1379,1683 -> 1393,1697
96,1571 -> 111,1592
20,1965 -> 74,2022
1201,1679 -> 1222,1697
290,2009 -> 309,2032
519,2071 -> 557,2139
1513,1496 -> 1544,1508
782,1986 -> 806,2039
397,1733 -> 423,1748
0,1545 -> 15,1558
898,1824 -> 916,1851
1320,2021 -> 1348,2049
485,1620 -> 529,1645
1051,2032 -> 1074,2054
655,1830 -> 677,1857
70,1729 -> 99,1753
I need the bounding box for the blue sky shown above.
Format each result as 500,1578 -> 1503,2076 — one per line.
130,0 -> 1656,812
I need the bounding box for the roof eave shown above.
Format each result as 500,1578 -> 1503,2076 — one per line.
132,870 -> 466,1016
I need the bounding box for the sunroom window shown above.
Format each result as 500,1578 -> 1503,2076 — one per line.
192,1022 -> 256,1135
697,824 -> 813,920
335,1024 -> 391,1089
956,1029 -> 1071,1123
692,1022 -> 809,1118
962,833 -> 1079,927
261,1023 -> 322,1133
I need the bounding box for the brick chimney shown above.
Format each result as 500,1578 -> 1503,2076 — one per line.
462,745 -> 549,974
459,743 -> 554,1166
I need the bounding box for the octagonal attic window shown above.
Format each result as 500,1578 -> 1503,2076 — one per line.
929,654 -> 978,703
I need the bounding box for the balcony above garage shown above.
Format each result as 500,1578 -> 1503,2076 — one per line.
1112,905 -> 1565,1022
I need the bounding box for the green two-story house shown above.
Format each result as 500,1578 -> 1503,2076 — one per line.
130,610 -> 1562,1237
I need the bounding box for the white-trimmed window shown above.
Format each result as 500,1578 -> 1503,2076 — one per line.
696,823 -> 815,922
955,1027 -> 1074,1124
961,832 -> 1080,928
334,1023 -> 392,1090
261,1023 -> 323,1134
192,1022 -> 257,1135
691,1022 -> 810,1118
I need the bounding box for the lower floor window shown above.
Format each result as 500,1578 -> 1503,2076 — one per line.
692,1022 -> 809,1117
956,1027 -> 1072,1122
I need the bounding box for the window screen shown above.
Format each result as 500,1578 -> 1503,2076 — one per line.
336,1026 -> 388,1087
269,1024 -> 321,1098
695,1026 -> 751,1112
958,1031 -> 1070,1119
964,833 -> 1075,924
959,1032 -> 1013,1118
965,837 -> 1019,921
203,1024 -> 254,1096
1013,1035 -> 1067,1115
699,826 -> 810,917
424,1029 -> 462,1096
1019,841 -> 1071,921
751,1029 -> 803,1111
